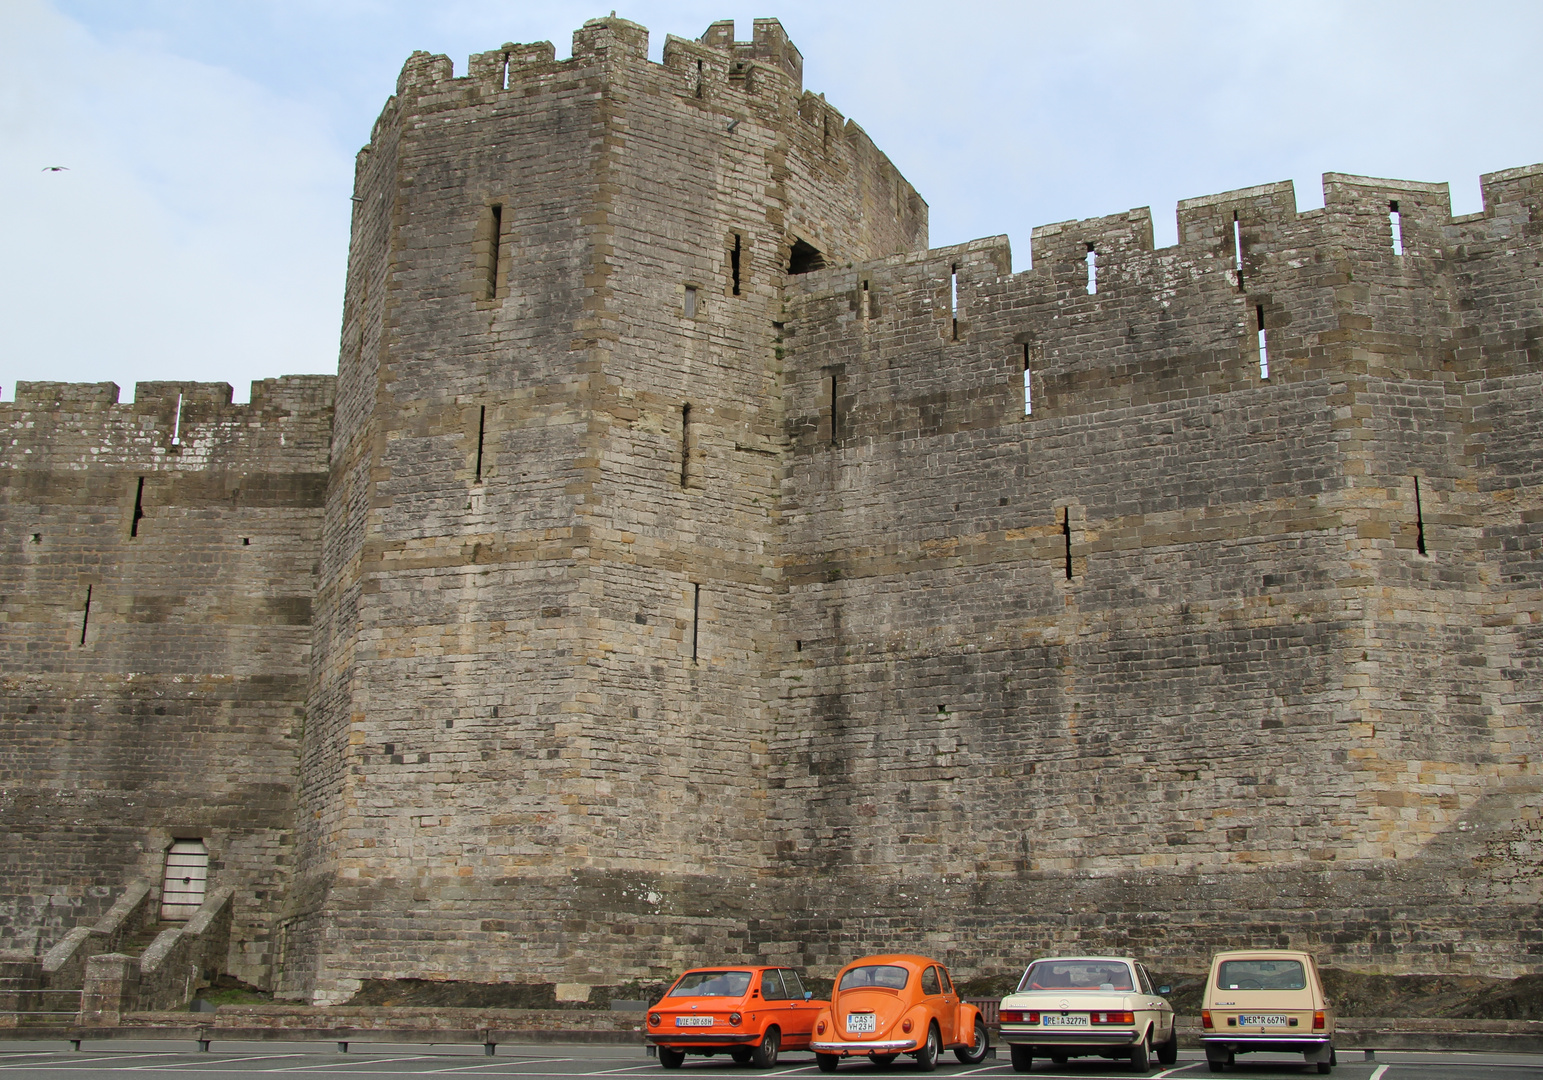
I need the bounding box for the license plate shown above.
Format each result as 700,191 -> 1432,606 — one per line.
846,1013 -> 876,1034
1041,1014 -> 1089,1028
676,1016 -> 714,1027
1237,1014 -> 1288,1027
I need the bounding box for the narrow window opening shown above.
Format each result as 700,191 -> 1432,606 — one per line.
860,279 -> 870,320
1062,507 -> 1073,580
730,235 -> 742,296
680,404 -> 691,488
1233,211 -> 1245,291
795,639 -> 802,652
695,59 -> 704,99
171,392 -> 183,446
1022,344 -> 1033,416
691,583 -> 701,663
130,477 -> 145,538
486,204 -> 504,300
1085,245 -> 1097,295
788,239 -> 824,274
950,265 -> 959,339
1389,200 -> 1404,256
500,52 -> 510,91
474,405 -> 486,483
79,585 -> 92,646
1413,475 -> 1427,556
684,285 -> 698,318
1256,304 -> 1270,380
828,373 -> 839,445
241,537 -> 250,546
31,533 -> 41,543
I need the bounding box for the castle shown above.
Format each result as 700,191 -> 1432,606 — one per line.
2,16 -> 1540,1007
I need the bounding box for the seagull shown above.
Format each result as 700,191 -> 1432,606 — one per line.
41,166 -> 69,172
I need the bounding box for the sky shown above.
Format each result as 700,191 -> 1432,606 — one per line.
2,0 -> 1540,402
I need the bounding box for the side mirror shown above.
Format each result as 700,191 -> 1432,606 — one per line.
805,991 -> 814,1001
1157,986 -> 1172,996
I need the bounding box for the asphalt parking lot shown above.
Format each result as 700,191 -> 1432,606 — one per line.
0,1044 -> 1541,1080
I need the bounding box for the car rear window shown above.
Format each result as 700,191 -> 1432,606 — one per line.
839,965 -> 909,991
669,971 -> 753,997
1019,961 -> 1134,992
1216,960 -> 1307,991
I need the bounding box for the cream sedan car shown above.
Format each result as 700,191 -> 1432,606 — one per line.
999,956 -> 1177,1073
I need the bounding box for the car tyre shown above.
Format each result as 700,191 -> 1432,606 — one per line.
729,1049 -> 752,1066
816,1053 -> 840,1073
659,1048 -> 686,1070
1128,1030 -> 1150,1072
913,1024 -> 940,1072
751,1028 -> 780,1069
954,1019 -> 989,1065
1157,1022 -> 1179,1066
868,1055 -> 898,1067
1009,1045 -> 1034,1073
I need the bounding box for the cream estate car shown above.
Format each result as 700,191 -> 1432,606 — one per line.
999,956 -> 1177,1073
1200,949 -> 1335,1073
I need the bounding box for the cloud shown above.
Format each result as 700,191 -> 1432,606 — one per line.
0,0 -> 351,401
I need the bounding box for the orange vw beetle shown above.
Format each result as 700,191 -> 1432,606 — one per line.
810,954 -> 989,1072
646,965 -> 828,1068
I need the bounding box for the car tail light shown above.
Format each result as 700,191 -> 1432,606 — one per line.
1089,1011 -> 1134,1025
649,1013 -> 661,1026
999,1009 -> 1023,1023
901,1019 -> 913,1033
1027,1011 -> 1040,1024
729,1013 -> 742,1026
1313,1011 -> 1325,1031
816,1021 -> 826,1035
1200,1010 -> 1213,1030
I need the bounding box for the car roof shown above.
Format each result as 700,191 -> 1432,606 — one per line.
839,954 -> 939,969
676,964 -> 785,974
1209,950 -> 1314,963
1025,956 -> 1137,966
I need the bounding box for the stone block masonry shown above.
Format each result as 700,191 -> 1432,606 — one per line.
0,15 -> 1539,1004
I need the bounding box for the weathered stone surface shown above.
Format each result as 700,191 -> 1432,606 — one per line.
1,16 -> 1538,1004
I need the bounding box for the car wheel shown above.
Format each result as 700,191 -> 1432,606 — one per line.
1128,1029 -> 1150,1072
1009,1045 -> 1034,1073
816,1053 -> 840,1073
1050,1055 -> 1067,1065
1157,1022 -> 1179,1066
659,1048 -> 686,1070
954,1018 -> 989,1065
913,1024 -> 939,1072
751,1028 -> 780,1069
1207,1063 -> 1224,1074
868,1054 -> 898,1067
729,1048 -> 752,1066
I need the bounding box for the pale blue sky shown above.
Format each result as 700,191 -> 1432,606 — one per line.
3,0 -> 1539,400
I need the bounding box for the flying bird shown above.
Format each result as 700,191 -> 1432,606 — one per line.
41,166 -> 69,172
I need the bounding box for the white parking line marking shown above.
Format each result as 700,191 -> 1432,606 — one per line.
952,1065 -> 1009,1076
0,1054 -> 180,1070
264,1056 -> 439,1072
123,1055 -> 307,1070
1369,1066 -> 1389,1080
428,1058 -> 569,1074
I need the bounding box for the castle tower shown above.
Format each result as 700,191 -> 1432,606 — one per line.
281,17 -> 924,1003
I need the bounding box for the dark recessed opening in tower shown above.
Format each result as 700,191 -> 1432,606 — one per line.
788,238 -> 825,275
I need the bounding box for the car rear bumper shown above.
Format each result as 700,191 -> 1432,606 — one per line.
810,1039 -> 918,1055
1203,1034 -> 1332,1060
647,1034 -> 759,1046
1000,1028 -> 1137,1049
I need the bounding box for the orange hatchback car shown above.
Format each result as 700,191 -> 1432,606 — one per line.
646,965 -> 827,1069
810,955 -> 989,1072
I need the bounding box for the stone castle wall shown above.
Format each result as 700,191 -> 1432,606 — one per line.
772,166 -> 1543,978
0,377 -> 334,988
0,15 -> 1538,1002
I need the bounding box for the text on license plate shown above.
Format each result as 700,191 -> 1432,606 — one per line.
1041,1014 -> 1089,1028
1237,1015 -> 1289,1027
676,1016 -> 714,1027
846,1014 -> 876,1034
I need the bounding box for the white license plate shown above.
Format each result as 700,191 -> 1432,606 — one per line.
676,1016 -> 714,1027
1041,1014 -> 1089,1028
846,1014 -> 876,1034
1237,1014 -> 1289,1027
